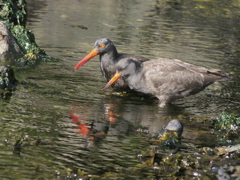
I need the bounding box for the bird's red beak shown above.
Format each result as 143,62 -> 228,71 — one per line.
102,72 -> 122,92
74,49 -> 99,70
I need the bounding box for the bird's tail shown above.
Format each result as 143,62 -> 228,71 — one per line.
207,70 -> 232,81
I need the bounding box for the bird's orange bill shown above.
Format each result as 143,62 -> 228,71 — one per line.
102,72 -> 122,92
74,49 -> 99,70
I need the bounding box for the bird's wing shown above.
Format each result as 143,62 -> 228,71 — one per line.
119,53 -> 149,63
141,59 -> 208,95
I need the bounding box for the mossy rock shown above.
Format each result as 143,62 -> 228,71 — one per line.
0,65 -> 18,91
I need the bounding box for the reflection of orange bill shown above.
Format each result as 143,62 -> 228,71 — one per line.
69,110 -> 90,138
105,104 -> 117,123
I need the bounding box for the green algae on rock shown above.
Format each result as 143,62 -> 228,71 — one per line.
0,65 -> 18,99
0,0 -> 51,68
0,22 -> 24,62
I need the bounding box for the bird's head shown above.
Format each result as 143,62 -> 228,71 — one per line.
74,38 -> 115,70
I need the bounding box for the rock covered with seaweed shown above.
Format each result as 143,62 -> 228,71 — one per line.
0,0 -> 51,95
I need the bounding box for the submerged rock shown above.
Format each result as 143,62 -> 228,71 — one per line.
154,119 -> 184,139
0,22 -> 24,62
164,119 -> 184,136
217,165 -> 240,180
0,65 -> 18,91
149,119 -> 184,154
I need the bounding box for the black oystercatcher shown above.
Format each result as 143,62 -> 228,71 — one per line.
103,58 -> 231,107
74,38 -> 149,89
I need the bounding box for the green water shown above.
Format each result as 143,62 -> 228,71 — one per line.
0,0 -> 240,179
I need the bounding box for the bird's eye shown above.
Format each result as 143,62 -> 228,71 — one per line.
99,44 -> 106,48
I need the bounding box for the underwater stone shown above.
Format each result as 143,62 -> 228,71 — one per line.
0,65 -> 18,91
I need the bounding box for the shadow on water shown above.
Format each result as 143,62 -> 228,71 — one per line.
0,0 -> 240,178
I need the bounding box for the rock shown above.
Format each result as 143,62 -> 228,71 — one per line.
0,0 -> 27,26
154,119 -> 184,139
0,22 -> 24,63
217,165 -> 240,180
217,144 -> 240,155
151,119 -> 184,153
164,119 -> 184,137
0,65 -> 18,91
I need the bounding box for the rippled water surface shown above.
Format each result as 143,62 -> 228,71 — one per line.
1,0 -> 240,179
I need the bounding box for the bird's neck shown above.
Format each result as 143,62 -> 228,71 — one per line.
125,70 -> 144,92
100,46 -> 119,64
99,47 -> 119,81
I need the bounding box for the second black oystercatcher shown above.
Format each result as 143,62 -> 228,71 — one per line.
103,58 -> 231,107
74,38 -> 149,89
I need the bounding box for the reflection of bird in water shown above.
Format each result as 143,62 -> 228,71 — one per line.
103,58 -> 231,107
104,103 -> 117,123
74,38 -> 149,90
69,109 -> 91,138
69,105 -> 114,148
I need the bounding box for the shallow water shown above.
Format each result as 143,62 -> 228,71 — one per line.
1,0 -> 240,179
